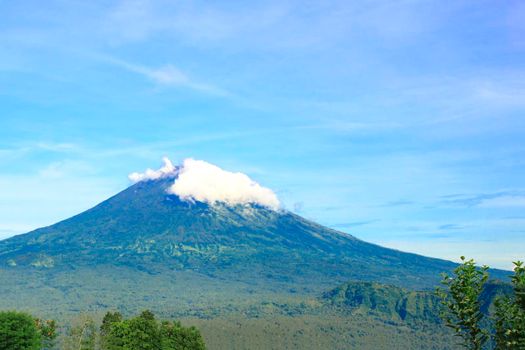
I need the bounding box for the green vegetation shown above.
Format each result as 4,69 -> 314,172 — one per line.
100,311 -> 123,349
186,313 -> 456,350
0,311 -> 57,350
4,276 -> 514,350
323,281 -> 442,324
63,314 -> 96,350
0,310 -> 205,350
102,310 -> 205,350
0,275 -> 513,350
493,261 -> 525,349
0,311 -> 41,350
437,257 -> 490,349
35,318 -> 58,350
437,258 -> 525,350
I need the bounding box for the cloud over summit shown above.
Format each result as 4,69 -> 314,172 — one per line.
128,157 -> 177,182
129,158 -> 280,210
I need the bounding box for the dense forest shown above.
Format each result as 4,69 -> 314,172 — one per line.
1,258 -> 523,349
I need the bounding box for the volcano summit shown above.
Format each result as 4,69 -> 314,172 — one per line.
0,158 -> 507,348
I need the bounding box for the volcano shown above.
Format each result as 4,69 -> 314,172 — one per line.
0,159 -> 498,319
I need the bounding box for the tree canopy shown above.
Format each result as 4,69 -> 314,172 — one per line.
102,310 -> 206,350
0,311 -> 41,350
438,258 -> 525,350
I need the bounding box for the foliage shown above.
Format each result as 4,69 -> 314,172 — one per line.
63,314 -> 97,350
437,257 -> 525,350
0,311 -> 41,350
436,257 -> 489,350
35,318 -> 58,349
323,281 -> 442,323
122,310 -> 161,350
160,321 -> 206,350
104,310 -> 206,350
185,313 -> 457,350
494,261 -> 525,349
0,306 -> 459,350
101,311 -> 123,335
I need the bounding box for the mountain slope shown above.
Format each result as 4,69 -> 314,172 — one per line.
0,177 -> 461,292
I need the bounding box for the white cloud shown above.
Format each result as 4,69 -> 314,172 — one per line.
169,159 -> 280,210
101,56 -> 187,86
147,65 -> 189,85
128,157 -> 177,182
129,157 -> 280,210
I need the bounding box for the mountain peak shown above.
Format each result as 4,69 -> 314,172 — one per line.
128,158 -> 280,210
2,158 -> 484,295
0,168 -> 461,291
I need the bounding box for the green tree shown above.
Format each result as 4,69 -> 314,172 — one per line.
139,310 -> 155,321
101,311 -> 123,336
105,321 -> 130,350
105,310 -> 161,350
160,321 -> 206,350
100,311 -> 122,350
0,311 -> 41,350
125,310 -> 161,350
436,256 -> 489,350
104,310 -> 206,350
494,261 -> 525,349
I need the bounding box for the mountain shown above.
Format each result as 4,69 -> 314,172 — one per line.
0,176 -> 510,348
1,177 -> 461,290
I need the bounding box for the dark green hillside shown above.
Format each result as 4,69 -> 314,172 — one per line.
321,280 -> 513,325
322,281 -> 442,323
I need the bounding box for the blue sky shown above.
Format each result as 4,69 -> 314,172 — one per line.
1,0 -> 524,269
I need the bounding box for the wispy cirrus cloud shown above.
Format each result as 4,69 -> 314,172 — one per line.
440,190 -> 525,208
379,199 -> 415,208
331,220 -> 380,229
0,142 -> 80,162
34,142 -> 79,152
438,223 -> 465,231
92,54 -> 232,97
